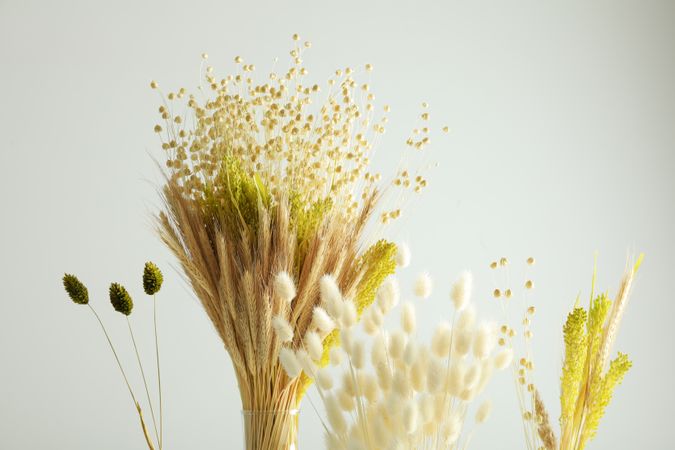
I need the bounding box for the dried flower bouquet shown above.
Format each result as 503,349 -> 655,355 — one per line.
151,34 -> 441,449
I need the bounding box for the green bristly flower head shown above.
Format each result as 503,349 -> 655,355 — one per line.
109,282 -> 133,315
143,261 -> 163,295
62,274 -> 89,305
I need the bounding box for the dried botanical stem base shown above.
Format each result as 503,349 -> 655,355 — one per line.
241,410 -> 299,450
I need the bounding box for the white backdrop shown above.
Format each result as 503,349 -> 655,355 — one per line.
1,0 -> 673,449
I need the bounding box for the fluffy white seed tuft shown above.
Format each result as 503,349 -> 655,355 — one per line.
362,317 -> 379,335
393,371 -> 411,397
312,306 -> 336,335
338,388 -> 355,411
413,272 -> 433,299
401,302 -> 417,334
473,323 -> 496,360
279,347 -> 302,378
375,362 -> 392,391
305,331 -> 324,361
340,299 -> 358,329
446,362 -> 466,396
475,399 -> 492,423
274,271 -> 296,303
370,306 -> 384,327
272,315 -> 294,343
402,400 -> 418,434
456,304 -> 476,330
362,374 -> 379,402
389,330 -> 407,360
442,413 -> 462,445
330,347 -> 344,366
341,328 -> 355,355
450,271 -> 472,311
326,394 -> 348,434
431,321 -> 452,358
317,370 -> 334,390
396,242 -> 411,268
371,332 -> 389,367
494,348 -> 514,370
426,357 -> 443,393
321,274 -> 343,315
420,394 -> 435,423
351,340 -> 366,369
403,340 -> 418,366
371,415 -> 388,447
342,371 -> 357,397
376,277 -> 400,313
475,359 -> 495,395
464,363 -> 482,390
453,328 -> 472,357
297,349 -> 317,376
410,358 -> 426,391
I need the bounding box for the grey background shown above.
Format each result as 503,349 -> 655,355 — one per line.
1,0 -> 673,448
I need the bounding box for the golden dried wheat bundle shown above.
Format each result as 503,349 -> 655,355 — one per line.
152,35 -> 443,432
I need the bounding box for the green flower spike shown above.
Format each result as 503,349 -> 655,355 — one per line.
109,282 -> 133,315
142,261 -> 163,295
62,274 -> 89,305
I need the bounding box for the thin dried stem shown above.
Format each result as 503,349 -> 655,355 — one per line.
127,317 -> 160,447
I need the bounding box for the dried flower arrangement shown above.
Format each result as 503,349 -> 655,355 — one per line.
62,263 -> 165,450
273,244 -> 515,449
55,34 -> 645,450
150,34 -> 444,449
489,255 -> 643,450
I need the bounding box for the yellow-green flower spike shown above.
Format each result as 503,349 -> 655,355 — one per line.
584,352 -> 632,441
560,307 -> 588,423
109,283 -> 133,315
143,262 -> 163,295
62,274 -> 89,305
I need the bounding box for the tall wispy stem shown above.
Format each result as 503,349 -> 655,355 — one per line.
88,305 -> 156,450
153,295 -> 163,449
127,317 -> 160,447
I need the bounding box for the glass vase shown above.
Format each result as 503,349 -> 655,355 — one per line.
241,409 -> 299,450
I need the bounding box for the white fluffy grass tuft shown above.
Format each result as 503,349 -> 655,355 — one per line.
389,330 -> 407,360
456,304 -> 476,330
396,242 -> 411,268
351,340 -> 366,369
376,277 -> 400,313
273,271 -> 296,303
401,302 -> 417,334
325,394 -> 348,434
279,347 -> 302,378
403,400 -> 418,434
330,347 -> 344,366
317,370 -> 334,390
305,331 -> 324,361
413,272 -> 433,299
296,348 -> 317,376
312,306 -> 336,335
473,323 -> 496,360
494,348 -> 514,370
340,299 -> 358,329
272,315 -> 294,343
450,271 -> 472,311
431,321 -> 452,358
453,328 -> 472,357
320,274 -> 343,317
475,399 -> 493,423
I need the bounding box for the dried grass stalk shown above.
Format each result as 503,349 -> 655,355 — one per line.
534,389 -> 557,450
